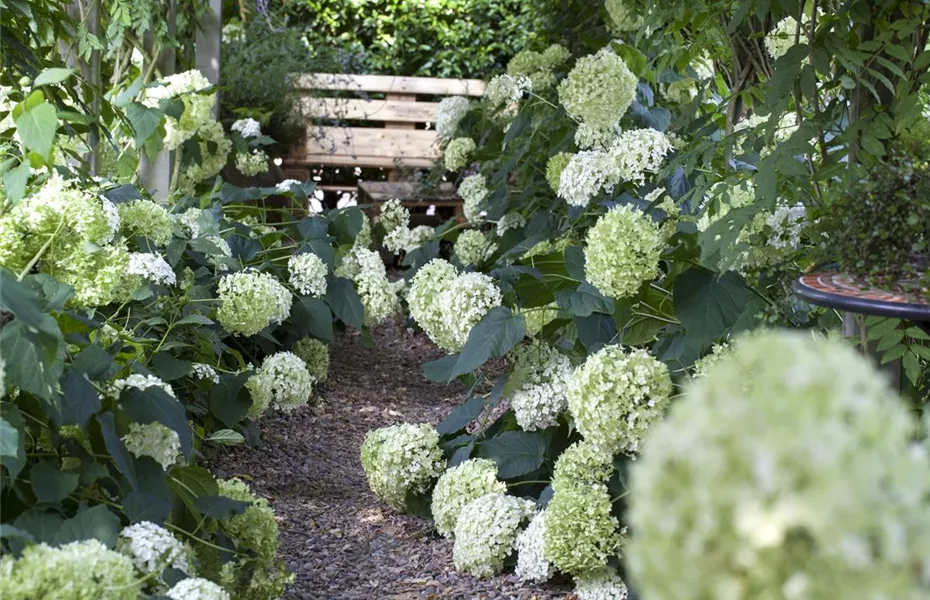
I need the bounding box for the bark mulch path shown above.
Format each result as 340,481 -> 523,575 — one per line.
208,321 -> 573,600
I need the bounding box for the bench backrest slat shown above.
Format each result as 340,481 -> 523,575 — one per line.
295,73 -> 487,97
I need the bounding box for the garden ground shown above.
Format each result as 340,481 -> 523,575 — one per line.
209,321 -> 572,600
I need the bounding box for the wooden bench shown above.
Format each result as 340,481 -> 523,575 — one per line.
283,73 -> 486,220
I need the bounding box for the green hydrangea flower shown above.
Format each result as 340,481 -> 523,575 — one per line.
558,48 -> 638,131
627,330 -> 930,600
566,345 -> 672,455
584,204 -> 662,299
246,351 -> 315,417
690,342 -> 733,380
507,44 -> 571,90
458,174 -> 489,223
118,199 -> 176,246
431,458 -> 507,537
290,337 -> 330,382
444,137 -> 476,171
544,482 -> 624,576
552,440 -> 614,492
453,493 -> 537,578
360,423 -> 445,510
217,271 -> 293,337
546,152 -> 573,193
453,229 -> 497,267
2,539 -> 139,600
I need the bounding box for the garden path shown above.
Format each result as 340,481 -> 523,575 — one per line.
209,322 -> 571,600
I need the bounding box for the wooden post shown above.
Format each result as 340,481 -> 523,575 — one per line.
58,1 -> 101,174
384,92 -> 416,182
195,0 -> 222,116
139,0 -> 176,200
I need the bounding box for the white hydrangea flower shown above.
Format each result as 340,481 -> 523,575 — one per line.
406,259 -> 503,353
235,149 -> 269,177
142,70 -> 214,151
217,270 -> 293,336
496,212 -> 526,236
275,179 -> 301,193
558,151 -> 615,207
485,74 -> 532,111
567,345 -> 672,455
166,577 -> 230,600
690,342 -> 733,380
117,521 -> 190,575
128,252 -> 177,286
584,204 -> 662,299
121,422 -> 182,470
435,96 -> 470,138
231,117 -> 262,139
508,344 -> 573,431
574,569 -> 630,600
192,363 -> 220,384
431,458 -> 507,537
559,47 -> 638,131
444,137 -> 476,171
100,197 -> 121,241
112,373 -> 176,398
454,229 -> 497,266
458,174 -> 489,222
765,16 -> 803,60
380,199 -> 413,254
341,247 -> 401,326
246,351 -> 315,417
515,509 -> 554,583
452,493 -> 537,578
360,423 -> 446,510
545,482 -> 625,576
173,207 -> 205,239
628,330 -> 930,600
288,252 -> 328,297
608,128 -> 674,186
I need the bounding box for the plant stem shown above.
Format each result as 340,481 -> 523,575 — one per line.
18,217 -> 66,280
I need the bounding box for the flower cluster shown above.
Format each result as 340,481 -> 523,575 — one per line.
117,521 -> 190,576
179,121 -> 232,193
121,421 -> 182,470
360,423 -> 445,510
496,212 -> 525,236
567,345 -> 672,455
0,175 -> 129,307
173,207 -> 206,238
380,198 -> 409,234
690,342 -> 733,380
545,152 -> 572,193
342,247 -> 401,325
167,578 -> 230,600
128,252 -> 176,286
435,96 -> 471,138
545,482 -> 623,576
765,203 -> 806,249
574,569 -> 630,600
627,331 -> 930,600
574,122 -> 621,150
559,48 -> 638,132
444,137 -> 476,170
143,70 -> 213,150
452,493 -> 537,578
276,179 -> 301,193
584,205 -> 662,299
1,539 -> 139,600
610,129 -> 674,186
515,509 -> 553,582
246,351 -> 315,416
288,252 -> 328,297
765,16 -> 803,60
507,44 -> 572,90
558,150 -> 615,207
485,74 -> 532,112
406,259 -> 502,353
551,441 -> 614,491
431,458 -> 508,537
459,174 -> 489,222
291,336 -> 330,382
112,373 -> 177,398
454,229 -> 497,266
507,343 -> 573,431
119,199 -> 176,246
231,117 -> 262,139
235,149 -> 269,176
192,363 -> 220,383
217,270 -> 293,336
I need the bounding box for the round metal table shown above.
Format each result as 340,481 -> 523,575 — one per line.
793,272 -> 930,334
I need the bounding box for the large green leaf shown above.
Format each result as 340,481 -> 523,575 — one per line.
436,396 -> 485,436
72,344 -> 117,380
444,307 -> 526,381
15,100 -> 57,158
168,466 -> 219,515
673,269 -> 753,351
327,208 -> 364,245
2,161 -> 30,204
577,313 -> 618,352
1,404 -> 26,480
33,67 -> 75,87
324,277 -> 364,330
555,282 -> 613,317
59,370 -> 101,430
292,297 -> 333,342
476,430 -> 547,479
52,505 -> 120,548
13,510 -> 64,546
0,320 -> 64,400
120,387 -> 192,457
195,495 -> 251,519
95,412 -> 138,490
123,491 -> 172,524
125,102 -> 163,148
209,371 -> 253,427
152,352 -> 192,382
0,417 -> 20,458
30,460 -> 79,503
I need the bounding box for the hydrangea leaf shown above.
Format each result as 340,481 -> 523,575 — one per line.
102,183 -> 142,204
152,352 -> 193,382
125,102 -> 163,148
123,490 -> 172,525
71,345 -> 117,381
95,412 -> 139,491
209,371 -> 253,427
167,465 -> 219,516
292,297 -> 333,342
2,161 -> 29,204
32,67 -> 75,87
1,320 -> 65,401
447,307 -> 526,381
0,417 -> 19,458
673,269 -> 753,352
195,495 -> 251,519
15,99 -> 57,158
52,504 -> 120,548
59,370 -> 101,430
555,282 -> 614,317
324,276 -> 364,330
29,460 -> 80,504
296,216 -> 329,240
476,430 -> 547,479
576,313 -> 618,352
204,429 -> 246,446
12,509 -> 64,548
436,396 -> 485,436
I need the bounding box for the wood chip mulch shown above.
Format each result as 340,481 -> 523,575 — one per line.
208,321 -> 574,600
